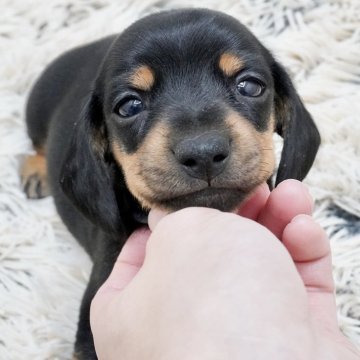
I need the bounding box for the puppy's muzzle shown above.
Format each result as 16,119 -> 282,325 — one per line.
173,133 -> 230,182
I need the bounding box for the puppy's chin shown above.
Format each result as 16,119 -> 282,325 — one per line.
154,187 -> 249,213
132,187 -> 254,225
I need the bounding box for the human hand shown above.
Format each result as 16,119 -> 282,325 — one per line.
90,180 -> 360,359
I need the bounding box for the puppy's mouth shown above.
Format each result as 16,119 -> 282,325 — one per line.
132,186 -> 251,225
153,186 -> 249,212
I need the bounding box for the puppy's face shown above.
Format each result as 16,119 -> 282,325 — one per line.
61,9 -> 320,232
101,10 -> 276,211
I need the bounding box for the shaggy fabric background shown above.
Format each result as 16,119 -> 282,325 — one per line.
1,0 -> 359,358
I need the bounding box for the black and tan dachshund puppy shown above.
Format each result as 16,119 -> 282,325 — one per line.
21,8 -> 320,359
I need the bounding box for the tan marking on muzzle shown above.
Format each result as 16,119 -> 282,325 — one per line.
225,110 -> 276,184
112,122 -> 170,209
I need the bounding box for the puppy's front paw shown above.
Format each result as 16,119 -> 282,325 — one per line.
21,154 -> 50,199
73,348 -> 97,360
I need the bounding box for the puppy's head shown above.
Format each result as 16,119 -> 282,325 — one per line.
61,9 -> 320,233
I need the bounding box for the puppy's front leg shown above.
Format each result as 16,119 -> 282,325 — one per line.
74,238 -> 123,360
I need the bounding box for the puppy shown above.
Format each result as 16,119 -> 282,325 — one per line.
22,8 -> 320,359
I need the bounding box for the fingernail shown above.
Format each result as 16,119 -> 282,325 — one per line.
290,214 -> 312,225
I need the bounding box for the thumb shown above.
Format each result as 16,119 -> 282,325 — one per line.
90,227 -> 150,337
97,227 -> 151,295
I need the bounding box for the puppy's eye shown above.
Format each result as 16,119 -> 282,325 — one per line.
116,97 -> 144,117
237,79 -> 264,97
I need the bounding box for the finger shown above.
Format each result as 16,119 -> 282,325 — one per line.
283,215 -> 329,262
91,227 -> 151,327
148,208 -> 169,231
283,214 -> 334,292
97,227 -> 151,294
257,179 -> 313,239
282,214 -> 338,329
237,182 -> 270,220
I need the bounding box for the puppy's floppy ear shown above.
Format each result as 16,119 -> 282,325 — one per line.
60,93 -> 124,233
272,62 -> 320,186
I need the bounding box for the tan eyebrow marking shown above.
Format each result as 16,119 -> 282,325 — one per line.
130,65 -> 155,91
219,53 -> 244,77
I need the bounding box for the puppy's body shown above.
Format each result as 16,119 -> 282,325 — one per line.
28,36 -> 118,245
26,36 -> 127,358
23,9 -> 320,359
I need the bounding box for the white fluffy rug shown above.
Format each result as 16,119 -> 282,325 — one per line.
1,0 -> 360,358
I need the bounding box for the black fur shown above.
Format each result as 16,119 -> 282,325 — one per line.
25,9 -> 320,358
272,62 -> 320,184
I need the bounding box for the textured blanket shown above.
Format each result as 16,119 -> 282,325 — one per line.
1,0 -> 359,358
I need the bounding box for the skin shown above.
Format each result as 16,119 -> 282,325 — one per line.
90,180 -> 360,360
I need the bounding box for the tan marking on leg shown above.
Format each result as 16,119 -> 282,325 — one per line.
72,349 -> 82,360
21,153 -> 50,199
130,65 -> 155,91
34,145 -> 46,156
219,53 -> 244,77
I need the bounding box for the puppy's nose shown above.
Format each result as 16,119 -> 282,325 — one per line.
174,133 -> 230,182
